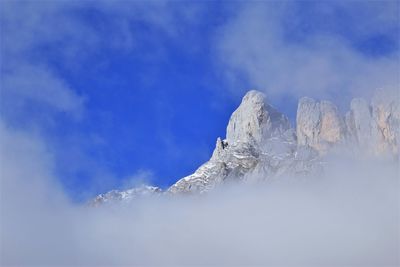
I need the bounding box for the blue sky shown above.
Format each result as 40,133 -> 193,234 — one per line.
1,1 -> 399,201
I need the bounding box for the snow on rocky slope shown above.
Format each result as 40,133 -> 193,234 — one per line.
89,185 -> 162,206
91,88 -> 399,204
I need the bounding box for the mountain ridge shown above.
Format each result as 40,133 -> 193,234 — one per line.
90,88 -> 399,206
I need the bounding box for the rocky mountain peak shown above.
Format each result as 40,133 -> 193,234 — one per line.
226,90 -> 291,146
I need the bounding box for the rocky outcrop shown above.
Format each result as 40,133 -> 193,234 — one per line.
345,88 -> 399,156
226,90 -> 291,146
345,98 -> 377,153
371,88 -> 400,155
296,98 -> 346,153
168,91 -> 312,194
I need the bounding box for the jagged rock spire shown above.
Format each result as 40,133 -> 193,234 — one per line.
226,90 -> 291,145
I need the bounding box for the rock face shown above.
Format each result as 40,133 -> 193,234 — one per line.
371,88 -> 400,155
345,98 -> 377,152
91,88 -> 399,203
345,88 -> 400,156
296,98 -> 346,153
296,88 -> 399,156
226,90 -> 291,145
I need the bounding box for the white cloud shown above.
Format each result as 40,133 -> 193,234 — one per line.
214,2 -> 400,107
0,0 -> 206,125
1,64 -> 84,117
1,1 -> 89,123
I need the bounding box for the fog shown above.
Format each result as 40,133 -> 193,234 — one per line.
1,121 -> 399,266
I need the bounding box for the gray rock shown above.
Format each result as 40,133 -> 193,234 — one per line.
345,97 -> 376,152
296,97 -> 346,153
226,90 -> 291,146
345,88 -> 399,156
371,88 -> 400,155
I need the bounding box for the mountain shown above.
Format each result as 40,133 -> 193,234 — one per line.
89,185 -> 162,206
91,88 -> 399,204
168,90 -> 315,194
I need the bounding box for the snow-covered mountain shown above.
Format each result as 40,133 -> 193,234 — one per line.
89,185 -> 162,206
91,88 -> 399,204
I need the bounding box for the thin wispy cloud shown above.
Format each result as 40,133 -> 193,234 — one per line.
215,2 -> 399,107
